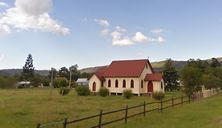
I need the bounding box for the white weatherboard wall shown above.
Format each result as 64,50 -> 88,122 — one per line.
88,75 -> 101,92
144,80 -> 165,93
139,64 -> 153,94
104,77 -> 140,94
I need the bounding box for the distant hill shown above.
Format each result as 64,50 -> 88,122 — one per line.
0,69 -> 49,76
1,57 -> 222,76
151,60 -> 187,72
79,57 -> 222,74
79,66 -> 107,74
78,60 -> 188,74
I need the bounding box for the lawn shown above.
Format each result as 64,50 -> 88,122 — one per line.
113,93 -> 222,128
0,88 -> 221,128
0,88 -> 164,128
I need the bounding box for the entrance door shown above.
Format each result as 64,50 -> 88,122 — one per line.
92,82 -> 96,91
147,81 -> 153,93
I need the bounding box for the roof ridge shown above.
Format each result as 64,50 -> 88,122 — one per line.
111,59 -> 148,62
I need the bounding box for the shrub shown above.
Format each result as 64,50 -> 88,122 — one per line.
54,78 -> 69,88
42,79 -> 50,86
59,87 -> 70,96
152,91 -> 165,100
99,87 -> 109,97
75,86 -> 90,96
123,89 -> 133,99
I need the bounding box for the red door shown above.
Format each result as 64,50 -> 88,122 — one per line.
92,82 -> 96,91
148,81 -> 153,93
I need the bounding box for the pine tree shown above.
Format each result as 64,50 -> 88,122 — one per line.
22,54 -> 35,80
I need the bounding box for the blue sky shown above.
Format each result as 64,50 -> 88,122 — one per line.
0,0 -> 222,70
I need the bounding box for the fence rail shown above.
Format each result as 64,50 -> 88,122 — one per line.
37,90 -> 221,128
36,95 -> 194,128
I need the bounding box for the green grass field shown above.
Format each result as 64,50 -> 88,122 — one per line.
0,89 -> 221,128
113,93 -> 222,128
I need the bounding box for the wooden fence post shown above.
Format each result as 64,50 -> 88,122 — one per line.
160,99 -> 163,112
143,101 -> 146,116
189,95 -> 191,104
36,123 -> 41,128
181,96 -> 183,105
98,110 -> 103,128
63,118 -> 68,128
172,97 -> 174,107
125,105 -> 128,124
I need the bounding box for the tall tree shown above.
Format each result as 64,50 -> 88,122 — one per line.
58,67 -> 69,79
69,64 -> 80,81
181,66 -> 202,96
163,59 -> 179,91
22,54 -> 34,80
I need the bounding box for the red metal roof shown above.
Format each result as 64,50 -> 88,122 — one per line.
95,66 -> 107,81
102,59 -> 153,77
144,73 -> 163,81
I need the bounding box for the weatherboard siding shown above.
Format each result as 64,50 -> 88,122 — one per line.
104,77 -> 140,94
89,75 -> 101,92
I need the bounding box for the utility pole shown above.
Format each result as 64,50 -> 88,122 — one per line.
50,68 -> 54,96
51,68 -> 54,87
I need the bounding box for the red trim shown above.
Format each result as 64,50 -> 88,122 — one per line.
144,73 -> 162,81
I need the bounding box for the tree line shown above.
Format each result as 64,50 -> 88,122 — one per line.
0,54 -> 92,88
1,54 -> 222,93
163,58 -> 222,96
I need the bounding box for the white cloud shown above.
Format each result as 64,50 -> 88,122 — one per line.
151,29 -> 163,34
111,30 -> 134,46
15,0 -> 52,16
94,19 -> 166,46
153,36 -> 165,43
94,19 -> 110,27
0,0 -> 69,35
0,24 -> 11,36
110,26 -> 165,46
132,32 -> 148,43
0,2 -> 8,8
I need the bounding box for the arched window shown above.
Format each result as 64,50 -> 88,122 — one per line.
161,82 -> 163,89
130,80 -> 134,88
92,82 -> 96,91
123,80 -> 126,88
115,80 -> 118,88
108,80 -> 111,87
141,80 -> 143,88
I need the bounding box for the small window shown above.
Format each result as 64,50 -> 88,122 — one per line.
130,80 -> 134,88
108,80 -> 111,87
141,80 -> 143,88
101,82 -> 104,87
161,82 -> 163,89
123,80 -> 126,88
115,80 -> 118,88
